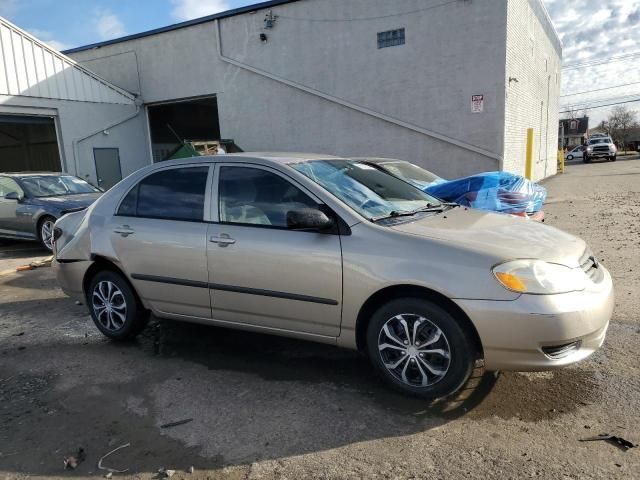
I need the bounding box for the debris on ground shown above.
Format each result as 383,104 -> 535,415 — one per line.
12,332 -> 24,337
16,256 -> 53,272
188,466 -> 195,474
105,472 -> 113,479
158,468 -> 176,478
64,448 -> 86,470
580,434 -> 636,451
98,443 -> 130,473
160,418 -> 193,429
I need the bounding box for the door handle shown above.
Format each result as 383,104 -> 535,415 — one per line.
210,234 -> 236,247
114,225 -> 135,237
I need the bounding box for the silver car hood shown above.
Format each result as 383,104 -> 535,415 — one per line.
389,207 -> 586,267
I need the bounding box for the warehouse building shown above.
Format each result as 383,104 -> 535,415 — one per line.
2,0 -> 561,186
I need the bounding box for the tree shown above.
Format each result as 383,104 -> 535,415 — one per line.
608,106 -> 637,152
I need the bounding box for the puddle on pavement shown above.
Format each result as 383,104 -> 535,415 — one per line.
467,369 -> 602,421
136,318 -> 502,419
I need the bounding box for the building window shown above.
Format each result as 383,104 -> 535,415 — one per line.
377,28 -> 405,49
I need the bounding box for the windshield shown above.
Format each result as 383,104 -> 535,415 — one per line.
19,175 -> 100,198
291,159 -> 441,220
589,138 -> 610,145
378,161 -> 444,187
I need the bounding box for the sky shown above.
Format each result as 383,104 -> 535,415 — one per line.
1,0 -> 639,125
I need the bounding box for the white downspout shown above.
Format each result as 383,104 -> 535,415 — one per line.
214,19 -> 502,163
72,99 -> 142,178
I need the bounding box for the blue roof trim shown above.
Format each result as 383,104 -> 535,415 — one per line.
61,0 -> 302,54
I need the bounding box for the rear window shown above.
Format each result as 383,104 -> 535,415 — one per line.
117,167 -> 209,222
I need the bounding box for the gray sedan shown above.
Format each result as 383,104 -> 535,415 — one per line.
0,172 -> 101,251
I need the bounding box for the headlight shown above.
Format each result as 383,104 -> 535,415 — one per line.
493,260 -> 587,294
586,147 -> 593,152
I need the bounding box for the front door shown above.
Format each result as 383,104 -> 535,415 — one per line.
109,165 -> 212,318
0,177 -> 28,237
95,148 -> 122,190
207,164 -> 343,337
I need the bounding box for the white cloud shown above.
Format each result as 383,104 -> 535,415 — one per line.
94,9 -> 126,40
170,0 -> 230,21
543,0 -> 640,124
24,28 -> 71,52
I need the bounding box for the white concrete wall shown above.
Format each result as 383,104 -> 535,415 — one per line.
0,96 -> 150,183
503,0 -> 561,180
70,0 -> 512,179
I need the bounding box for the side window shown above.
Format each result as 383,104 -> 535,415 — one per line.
0,177 -> 23,197
117,167 -> 209,221
219,166 -> 318,228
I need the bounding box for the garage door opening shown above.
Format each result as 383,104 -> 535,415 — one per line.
148,96 -> 222,162
0,115 -> 61,172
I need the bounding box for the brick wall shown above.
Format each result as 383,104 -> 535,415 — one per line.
504,0 -> 562,180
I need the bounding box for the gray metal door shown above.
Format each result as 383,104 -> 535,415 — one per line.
94,148 -> 122,190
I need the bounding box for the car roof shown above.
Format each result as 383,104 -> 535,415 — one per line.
1,172 -> 64,177
351,157 -> 406,164
149,153 -> 344,169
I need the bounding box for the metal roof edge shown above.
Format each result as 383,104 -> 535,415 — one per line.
61,0 -> 303,55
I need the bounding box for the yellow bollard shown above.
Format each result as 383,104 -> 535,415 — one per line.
558,149 -> 565,174
525,128 -> 534,180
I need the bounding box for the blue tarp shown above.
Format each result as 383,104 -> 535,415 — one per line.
425,172 -> 547,214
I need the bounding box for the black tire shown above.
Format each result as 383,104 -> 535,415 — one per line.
37,215 -> 56,251
583,155 -> 591,163
366,298 -> 476,399
611,155 -> 617,162
87,270 -> 149,340
566,154 -> 573,161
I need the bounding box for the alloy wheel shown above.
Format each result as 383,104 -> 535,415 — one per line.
92,281 -> 127,332
41,219 -> 55,250
377,313 -> 451,387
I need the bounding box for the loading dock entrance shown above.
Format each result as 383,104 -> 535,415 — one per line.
0,115 -> 61,172
147,96 -> 221,162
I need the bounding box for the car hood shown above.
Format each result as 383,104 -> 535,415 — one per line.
30,193 -> 102,212
389,207 -> 586,267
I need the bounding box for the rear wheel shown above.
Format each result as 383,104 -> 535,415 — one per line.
366,298 -> 476,399
38,216 -> 56,251
87,271 -> 149,340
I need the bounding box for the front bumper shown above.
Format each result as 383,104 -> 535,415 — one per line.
456,266 -> 614,371
53,259 -> 93,304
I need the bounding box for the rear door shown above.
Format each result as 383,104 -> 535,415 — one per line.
108,164 -> 213,319
207,163 -> 343,337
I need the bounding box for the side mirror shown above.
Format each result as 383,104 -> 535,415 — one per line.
287,208 -> 334,231
4,192 -> 23,202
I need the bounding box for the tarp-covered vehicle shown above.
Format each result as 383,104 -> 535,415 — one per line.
361,158 -> 546,221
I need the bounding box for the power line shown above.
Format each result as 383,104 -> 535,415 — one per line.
561,92 -> 640,110
561,81 -> 640,97
559,97 -> 640,113
562,51 -> 640,70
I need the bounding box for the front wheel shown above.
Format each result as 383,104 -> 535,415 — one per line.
566,154 -> 574,161
87,271 -> 149,340
583,155 -> 591,163
38,216 -> 56,251
366,298 -> 476,399
610,155 -> 617,162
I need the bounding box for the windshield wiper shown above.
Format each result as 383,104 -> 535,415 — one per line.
371,203 -> 457,223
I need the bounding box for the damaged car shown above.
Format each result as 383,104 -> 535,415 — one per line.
53,154 -> 613,399
358,158 -> 546,221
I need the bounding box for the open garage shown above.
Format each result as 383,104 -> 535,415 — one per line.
0,114 -> 61,172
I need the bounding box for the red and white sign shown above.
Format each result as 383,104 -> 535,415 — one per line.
471,95 -> 484,113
